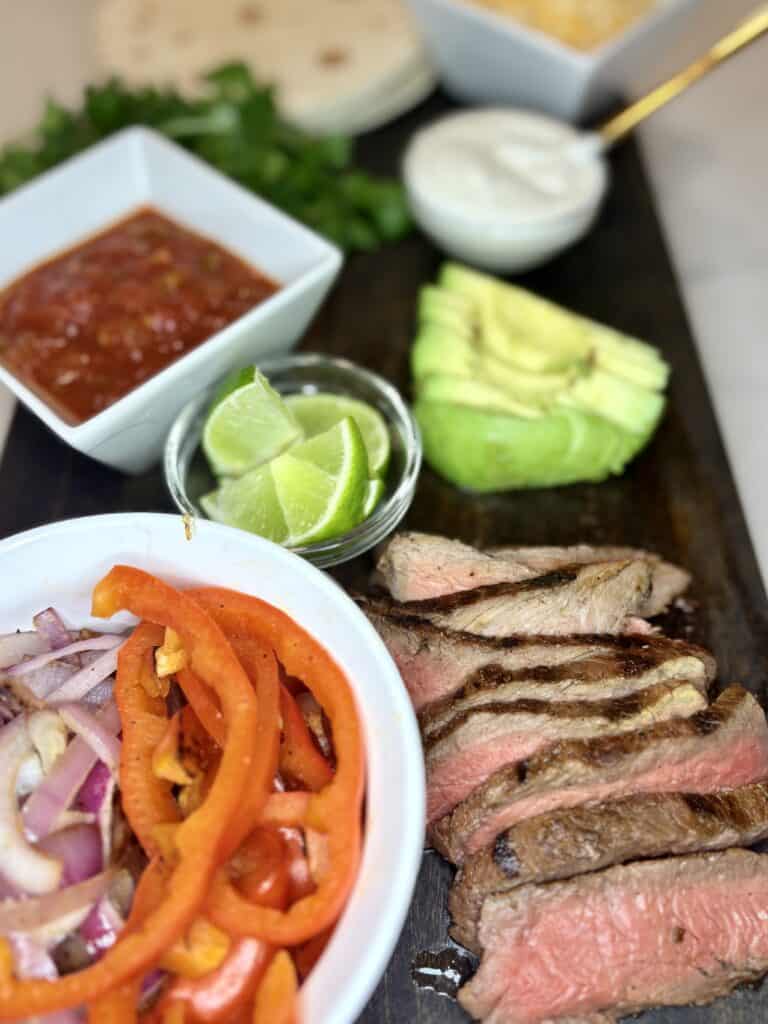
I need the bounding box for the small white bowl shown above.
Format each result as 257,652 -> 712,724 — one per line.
403,108 -> 609,272
0,512 -> 425,1024
0,128 -> 342,474
404,0 -> 708,123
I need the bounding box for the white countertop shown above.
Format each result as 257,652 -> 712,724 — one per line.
0,2 -> 766,590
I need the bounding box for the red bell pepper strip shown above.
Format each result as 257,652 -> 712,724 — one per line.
189,588 -> 364,947
175,668 -> 225,749
251,952 -> 297,1024
278,686 -> 333,793
0,569 -> 260,1018
231,828 -> 289,909
116,624 -> 181,857
292,927 -> 333,982
87,983 -> 137,1023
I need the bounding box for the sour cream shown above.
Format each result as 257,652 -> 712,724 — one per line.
403,108 -> 608,273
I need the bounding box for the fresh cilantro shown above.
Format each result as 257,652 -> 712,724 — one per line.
0,63 -> 412,252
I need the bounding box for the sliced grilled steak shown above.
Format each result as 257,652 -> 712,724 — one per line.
489,544 -> 690,617
375,560 -> 654,638
419,643 -> 713,740
358,601 -> 716,711
376,533 -> 690,617
424,681 -> 706,823
459,849 -> 768,1024
375,532 -> 537,601
451,781 -> 768,953
430,686 -> 768,864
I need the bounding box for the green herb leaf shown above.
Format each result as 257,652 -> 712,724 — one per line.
0,65 -> 412,252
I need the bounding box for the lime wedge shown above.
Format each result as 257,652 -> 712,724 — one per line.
202,370 -> 302,477
285,393 -> 390,477
201,417 -> 370,546
363,478 -> 386,517
201,468 -> 290,543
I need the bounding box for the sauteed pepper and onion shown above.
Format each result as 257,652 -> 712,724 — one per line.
0,567 -> 365,1022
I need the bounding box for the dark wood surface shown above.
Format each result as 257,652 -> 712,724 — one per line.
1,94 -> 767,1022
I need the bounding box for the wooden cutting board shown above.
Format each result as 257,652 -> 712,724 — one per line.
1,92 -> 767,1022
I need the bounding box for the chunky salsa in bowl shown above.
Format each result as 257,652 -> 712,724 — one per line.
0,207 -> 278,426
0,126 -> 342,473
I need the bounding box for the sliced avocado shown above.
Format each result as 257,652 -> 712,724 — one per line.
558,368 -> 666,437
591,324 -> 669,392
415,399 -> 576,492
411,327 -> 474,381
415,399 -> 648,493
416,374 -> 542,419
439,262 -> 590,371
412,326 -> 574,405
419,285 -> 475,336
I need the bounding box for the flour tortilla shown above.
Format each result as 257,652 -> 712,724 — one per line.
95,0 -> 436,133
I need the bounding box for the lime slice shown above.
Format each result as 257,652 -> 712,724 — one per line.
272,417 -> 369,544
202,370 -> 302,477
201,417 -> 370,546
201,469 -> 289,543
285,393 -> 390,477
362,478 -> 386,517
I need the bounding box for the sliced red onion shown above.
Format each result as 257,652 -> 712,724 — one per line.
8,933 -> 58,979
57,705 -> 121,771
0,717 -> 62,893
6,636 -> 123,680
48,644 -> 125,704
76,760 -> 112,816
80,678 -> 114,709
15,662 -> 79,702
0,869 -> 114,936
33,609 -> 73,652
23,703 -> 120,842
0,631 -> 48,671
97,773 -> 115,866
38,825 -> 102,885
79,896 -> 123,959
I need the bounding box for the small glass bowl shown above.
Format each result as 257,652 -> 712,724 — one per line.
164,353 -> 422,568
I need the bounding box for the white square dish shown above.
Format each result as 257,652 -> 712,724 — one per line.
404,0 -> 710,122
0,127 -> 342,474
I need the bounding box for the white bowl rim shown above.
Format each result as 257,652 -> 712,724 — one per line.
419,0 -> 694,62
0,512 -> 425,1023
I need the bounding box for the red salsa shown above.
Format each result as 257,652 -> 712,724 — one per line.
0,207 -> 278,424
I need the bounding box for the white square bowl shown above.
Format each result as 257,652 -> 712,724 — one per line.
404,0 -> 712,123
0,127 -> 342,474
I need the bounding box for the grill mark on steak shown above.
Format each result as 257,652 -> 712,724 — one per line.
358,598 -> 716,712
423,683 -> 701,751
459,849 -> 768,1024
397,571 -> 581,613
376,533 -> 691,617
450,781 -> 768,954
430,687 -> 768,864
423,682 -> 706,823
386,560 -> 653,637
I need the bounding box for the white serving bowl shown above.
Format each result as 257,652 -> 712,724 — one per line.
403,0 -> 709,122
0,513 -> 425,1024
0,128 -> 342,474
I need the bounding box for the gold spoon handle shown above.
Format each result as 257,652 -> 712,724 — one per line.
599,5 -> 768,147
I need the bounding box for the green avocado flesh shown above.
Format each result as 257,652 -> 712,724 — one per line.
411,263 -> 670,492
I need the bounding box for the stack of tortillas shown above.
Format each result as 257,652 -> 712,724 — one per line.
95,0 -> 436,135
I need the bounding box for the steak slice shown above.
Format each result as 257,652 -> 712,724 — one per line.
430,686 -> 768,864
419,642 -> 713,740
375,533 -> 690,617
489,544 -> 690,618
374,560 -> 654,638
424,682 -> 706,824
358,601 -> 716,711
451,781 -> 768,953
459,849 -> 768,1024
375,532 -> 537,601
